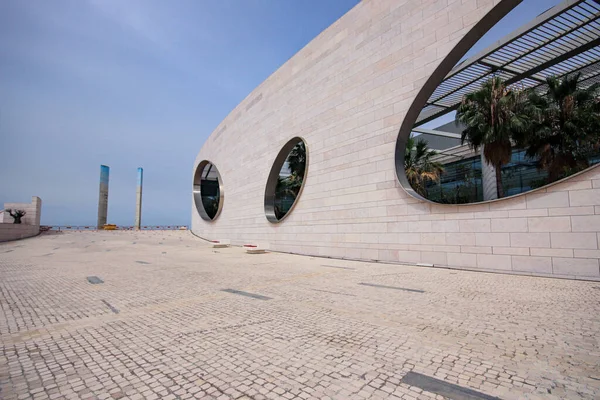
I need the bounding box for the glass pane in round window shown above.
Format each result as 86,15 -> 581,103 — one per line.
193,161 -> 223,221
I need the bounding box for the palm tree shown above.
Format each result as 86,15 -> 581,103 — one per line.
519,73 -> 600,182
455,76 -> 531,198
404,136 -> 444,197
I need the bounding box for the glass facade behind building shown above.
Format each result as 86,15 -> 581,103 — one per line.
425,148 -> 599,204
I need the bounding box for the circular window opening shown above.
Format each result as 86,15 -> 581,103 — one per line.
193,161 -> 223,221
265,137 -> 308,223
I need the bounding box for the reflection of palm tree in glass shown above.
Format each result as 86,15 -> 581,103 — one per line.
287,141 -> 306,180
200,162 -> 221,219
202,194 -> 220,219
274,141 -> 306,219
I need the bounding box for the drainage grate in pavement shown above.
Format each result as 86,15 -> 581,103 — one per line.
87,276 -> 104,284
321,264 -> 355,270
136,261 -> 151,265
401,372 -> 500,400
359,282 -> 424,293
221,289 -> 272,300
101,300 -> 119,314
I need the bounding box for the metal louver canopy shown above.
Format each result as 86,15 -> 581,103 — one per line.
416,0 -> 600,127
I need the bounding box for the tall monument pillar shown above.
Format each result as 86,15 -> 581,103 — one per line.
135,167 -> 143,229
97,165 -> 110,228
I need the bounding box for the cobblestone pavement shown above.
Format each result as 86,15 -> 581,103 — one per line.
1,231 -> 599,400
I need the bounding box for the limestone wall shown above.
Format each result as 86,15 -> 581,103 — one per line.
1,196 -> 42,242
0,224 -> 40,243
191,0 -> 600,280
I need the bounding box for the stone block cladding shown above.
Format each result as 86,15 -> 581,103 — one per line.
192,0 -> 600,280
1,197 -> 42,242
0,224 -> 39,243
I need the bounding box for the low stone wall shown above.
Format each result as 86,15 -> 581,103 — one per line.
1,196 -> 42,242
0,223 -> 39,242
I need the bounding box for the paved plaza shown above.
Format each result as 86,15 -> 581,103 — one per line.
1,231 -> 599,400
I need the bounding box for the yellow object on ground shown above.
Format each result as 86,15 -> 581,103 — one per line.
103,224 -> 117,230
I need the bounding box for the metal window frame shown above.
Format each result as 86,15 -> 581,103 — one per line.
415,0 -> 600,127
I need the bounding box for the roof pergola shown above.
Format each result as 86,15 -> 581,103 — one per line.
415,0 -> 600,127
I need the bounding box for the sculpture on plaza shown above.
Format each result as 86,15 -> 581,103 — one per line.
6,209 -> 26,224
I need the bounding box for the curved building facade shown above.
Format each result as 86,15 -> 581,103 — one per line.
193,0 -> 600,280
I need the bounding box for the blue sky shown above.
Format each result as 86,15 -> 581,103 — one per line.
0,0 -> 560,226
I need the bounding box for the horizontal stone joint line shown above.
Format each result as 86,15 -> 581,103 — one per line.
369,272 -> 411,277
400,371 -> 501,400
221,288 -> 272,300
310,288 -> 357,297
359,282 -> 424,293
320,264 -> 356,270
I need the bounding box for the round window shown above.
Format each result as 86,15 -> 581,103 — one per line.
264,138 -> 308,223
392,0 -> 599,205
193,161 -> 223,221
